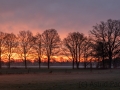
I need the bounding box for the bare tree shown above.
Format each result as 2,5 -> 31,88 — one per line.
0,31 -> 6,68
92,40 -> 108,68
34,33 -> 43,69
63,32 -> 86,69
62,35 -> 76,69
4,33 -> 18,68
17,30 -> 35,69
83,37 -> 93,69
90,19 -> 120,68
42,29 -> 61,69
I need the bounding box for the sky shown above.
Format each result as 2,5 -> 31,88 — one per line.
0,0 -> 120,39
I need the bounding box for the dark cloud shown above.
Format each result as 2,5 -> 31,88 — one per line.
0,0 -> 120,38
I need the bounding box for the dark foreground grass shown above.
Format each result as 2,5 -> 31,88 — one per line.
0,68 -> 120,90
1,80 -> 120,90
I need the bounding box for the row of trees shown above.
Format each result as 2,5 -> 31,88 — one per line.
0,19 -> 120,69
0,29 -> 61,69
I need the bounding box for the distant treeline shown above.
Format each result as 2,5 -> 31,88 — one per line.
0,19 -> 120,69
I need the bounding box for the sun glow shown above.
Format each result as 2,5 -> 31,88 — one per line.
1,52 -> 95,63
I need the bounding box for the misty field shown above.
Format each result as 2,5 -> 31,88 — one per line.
0,69 -> 120,90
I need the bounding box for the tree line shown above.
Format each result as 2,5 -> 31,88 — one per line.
0,19 -> 120,69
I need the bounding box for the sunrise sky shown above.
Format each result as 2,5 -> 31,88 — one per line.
0,0 -> 120,39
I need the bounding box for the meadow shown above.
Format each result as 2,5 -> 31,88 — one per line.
0,68 -> 120,90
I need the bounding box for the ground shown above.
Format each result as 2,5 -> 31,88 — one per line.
0,68 -> 120,90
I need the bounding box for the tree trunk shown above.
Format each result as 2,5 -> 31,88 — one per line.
109,56 -> 112,69
84,54 -> 87,69
97,57 -> 100,69
76,62 -> 79,69
72,53 -> 75,69
102,56 -> 105,69
90,59 -> 92,72
102,44 -> 105,69
108,51 -> 112,69
72,58 -> 74,69
24,56 -> 27,69
84,62 -> 86,69
8,54 -> 10,69
38,56 -> 41,69
48,56 -> 50,69
0,55 -> 1,69
38,44 -> 41,69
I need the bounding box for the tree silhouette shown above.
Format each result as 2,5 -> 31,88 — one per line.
90,19 -> 120,68
34,33 -> 43,69
83,37 -> 93,69
42,29 -> 61,69
0,31 -> 6,69
62,34 -> 76,69
93,41 -> 108,68
17,30 -> 35,69
4,33 -> 18,68
63,32 -> 86,69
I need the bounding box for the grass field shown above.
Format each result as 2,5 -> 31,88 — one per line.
0,68 -> 120,90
